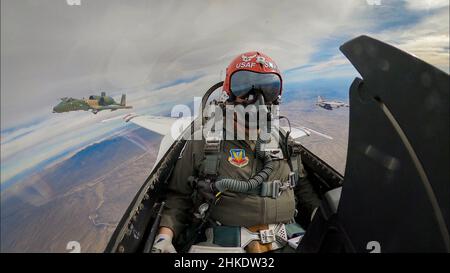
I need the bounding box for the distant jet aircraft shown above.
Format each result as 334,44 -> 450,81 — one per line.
316,96 -> 349,110
52,92 -> 132,114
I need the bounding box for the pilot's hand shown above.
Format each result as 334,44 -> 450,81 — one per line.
196,180 -> 218,203
152,234 -> 177,253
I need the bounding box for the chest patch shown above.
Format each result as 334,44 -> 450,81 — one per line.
228,149 -> 249,168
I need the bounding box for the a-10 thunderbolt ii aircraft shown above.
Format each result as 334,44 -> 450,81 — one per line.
52,92 -> 132,114
316,96 -> 349,110
104,36 -> 449,253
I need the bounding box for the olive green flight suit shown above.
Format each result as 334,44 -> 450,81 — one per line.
159,138 -> 320,238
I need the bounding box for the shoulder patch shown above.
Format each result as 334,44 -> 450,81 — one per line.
228,149 -> 249,168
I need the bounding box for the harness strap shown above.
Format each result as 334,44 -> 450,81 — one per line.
211,223 -> 304,252
286,138 -> 306,182
202,135 -> 222,178
259,179 -> 295,198
200,133 -> 305,198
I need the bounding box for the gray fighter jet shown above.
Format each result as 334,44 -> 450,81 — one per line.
316,96 -> 349,110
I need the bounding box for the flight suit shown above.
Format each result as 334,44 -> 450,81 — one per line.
160,137 -> 321,239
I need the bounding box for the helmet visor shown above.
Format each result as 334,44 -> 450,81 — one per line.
230,71 -> 281,102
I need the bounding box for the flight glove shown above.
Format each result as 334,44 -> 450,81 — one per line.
196,179 -> 219,203
151,234 -> 177,253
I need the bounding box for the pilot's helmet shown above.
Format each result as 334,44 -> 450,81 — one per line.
223,51 -> 282,104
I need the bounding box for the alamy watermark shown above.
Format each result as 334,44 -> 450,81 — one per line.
170,97 -> 282,142
366,241 -> 381,253
66,0 -> 81,6
366,0 -> 381,6
66,241 -> 81,253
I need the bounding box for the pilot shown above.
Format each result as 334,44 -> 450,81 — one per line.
152,52 -> 320,253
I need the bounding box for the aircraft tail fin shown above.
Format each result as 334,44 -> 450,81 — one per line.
318,96 -> 324,102
120,94 -> 126,106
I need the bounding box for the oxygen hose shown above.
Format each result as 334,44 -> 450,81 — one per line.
215,137 -> 274,193
214,92 -> 275,193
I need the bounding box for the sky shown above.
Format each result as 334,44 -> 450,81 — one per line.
1,0 -> 449,187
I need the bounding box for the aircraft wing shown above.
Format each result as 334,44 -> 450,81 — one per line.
283,127 -> 309,139
124,114 -> 195,162
286,121 -> 334,140
125,115 -> 177,135
125,115 -> 194,138
95,105 -> 133,111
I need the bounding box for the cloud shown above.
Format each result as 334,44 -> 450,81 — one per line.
284,54 -> 359,85
1,0 -> 365,129
304,55 -> 350,73
404,0 -> 449,11
0,73 -> 219,183
1,0 -> 449,185
284,1 -> 449,84
368,6 -> 449,72
1,0 -> 368,184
